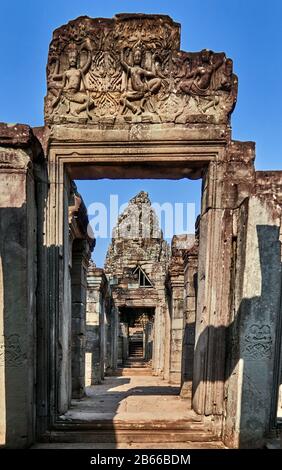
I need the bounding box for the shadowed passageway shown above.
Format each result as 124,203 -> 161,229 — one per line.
61,374 -> 194,422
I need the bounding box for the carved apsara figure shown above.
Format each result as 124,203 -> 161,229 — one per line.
120,47 -> 162,115
179,49 -> 224,112
219,58 -> 233,92
50,42 -> 95,119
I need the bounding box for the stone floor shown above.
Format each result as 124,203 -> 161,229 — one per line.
32,372 -> 226,448
60,374 -> 197,422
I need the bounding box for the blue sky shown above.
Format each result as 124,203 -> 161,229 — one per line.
1,1 -> 281,266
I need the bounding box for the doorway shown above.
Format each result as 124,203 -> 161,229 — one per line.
119,306 -> 155,367
38,127 -> 229,448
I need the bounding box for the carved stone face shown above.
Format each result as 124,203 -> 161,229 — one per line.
133,49 -> 142,66
68,51 -> 78,68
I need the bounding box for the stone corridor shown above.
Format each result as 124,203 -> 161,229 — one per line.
34,369 -> 225,449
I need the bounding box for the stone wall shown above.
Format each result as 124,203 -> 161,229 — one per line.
0,124 -> 44,448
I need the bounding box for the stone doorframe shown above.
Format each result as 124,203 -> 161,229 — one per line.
38,123 -> 235,437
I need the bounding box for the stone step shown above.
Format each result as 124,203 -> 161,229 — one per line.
123,362 -> 148,367
42,417 -> 218,444
33,441 -> 226,449
43,419 -> 216,444
43,430 -> 218,444
112,368 -> 152,376
54,419 -> 204,429
123,360 -> 149,366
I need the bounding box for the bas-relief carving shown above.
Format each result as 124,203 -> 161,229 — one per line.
243,324 -> 272,359
45,15 -> 237,126
0,334 -> 26,367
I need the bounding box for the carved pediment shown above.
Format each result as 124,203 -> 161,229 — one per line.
45,14 -> 237,127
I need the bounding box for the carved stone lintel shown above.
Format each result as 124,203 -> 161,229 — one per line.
45,14 -> 237,127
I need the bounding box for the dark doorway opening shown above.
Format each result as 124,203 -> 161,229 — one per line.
119,307 -> 155,367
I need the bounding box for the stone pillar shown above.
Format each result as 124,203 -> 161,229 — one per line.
0,124 -> 43,448
166,235 -> 195,385
193,143 -> 256,417
152,305 -> 163,375
181,244 -> 198,398
166,266 -> 185,385
104,308 -> 111,374
224,194 -> 282,448
104,302 -> 118,375
85,264 -> 113,382
110,306 -> 119,373
119,322 -> 129,365
144,321 -> 153,362
85,266 -> 107,385
163,300 -> 171,381
71,240 -> 90,398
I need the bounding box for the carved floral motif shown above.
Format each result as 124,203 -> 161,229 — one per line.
45,14 -> 237,126
244,324 -> 272,359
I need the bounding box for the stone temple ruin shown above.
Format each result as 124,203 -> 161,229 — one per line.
84,190 -> 194,391
0,13 -> 281,448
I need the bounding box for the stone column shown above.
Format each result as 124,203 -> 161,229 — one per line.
144,321 -> 153,362
181,244 -> 198,398
119,322 -> 129,365
224,194 -> 282,448
104,301 -> 118,375
110,305 -> 119,373
166,235 -> 195,385
0,124 -> 43,448
167,266 -> 185,385
152,305 -> 162,375
71,240 -> 90,398
163,300 -> 171,381
85,265 -> 108,384
193,143 -> 256,417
